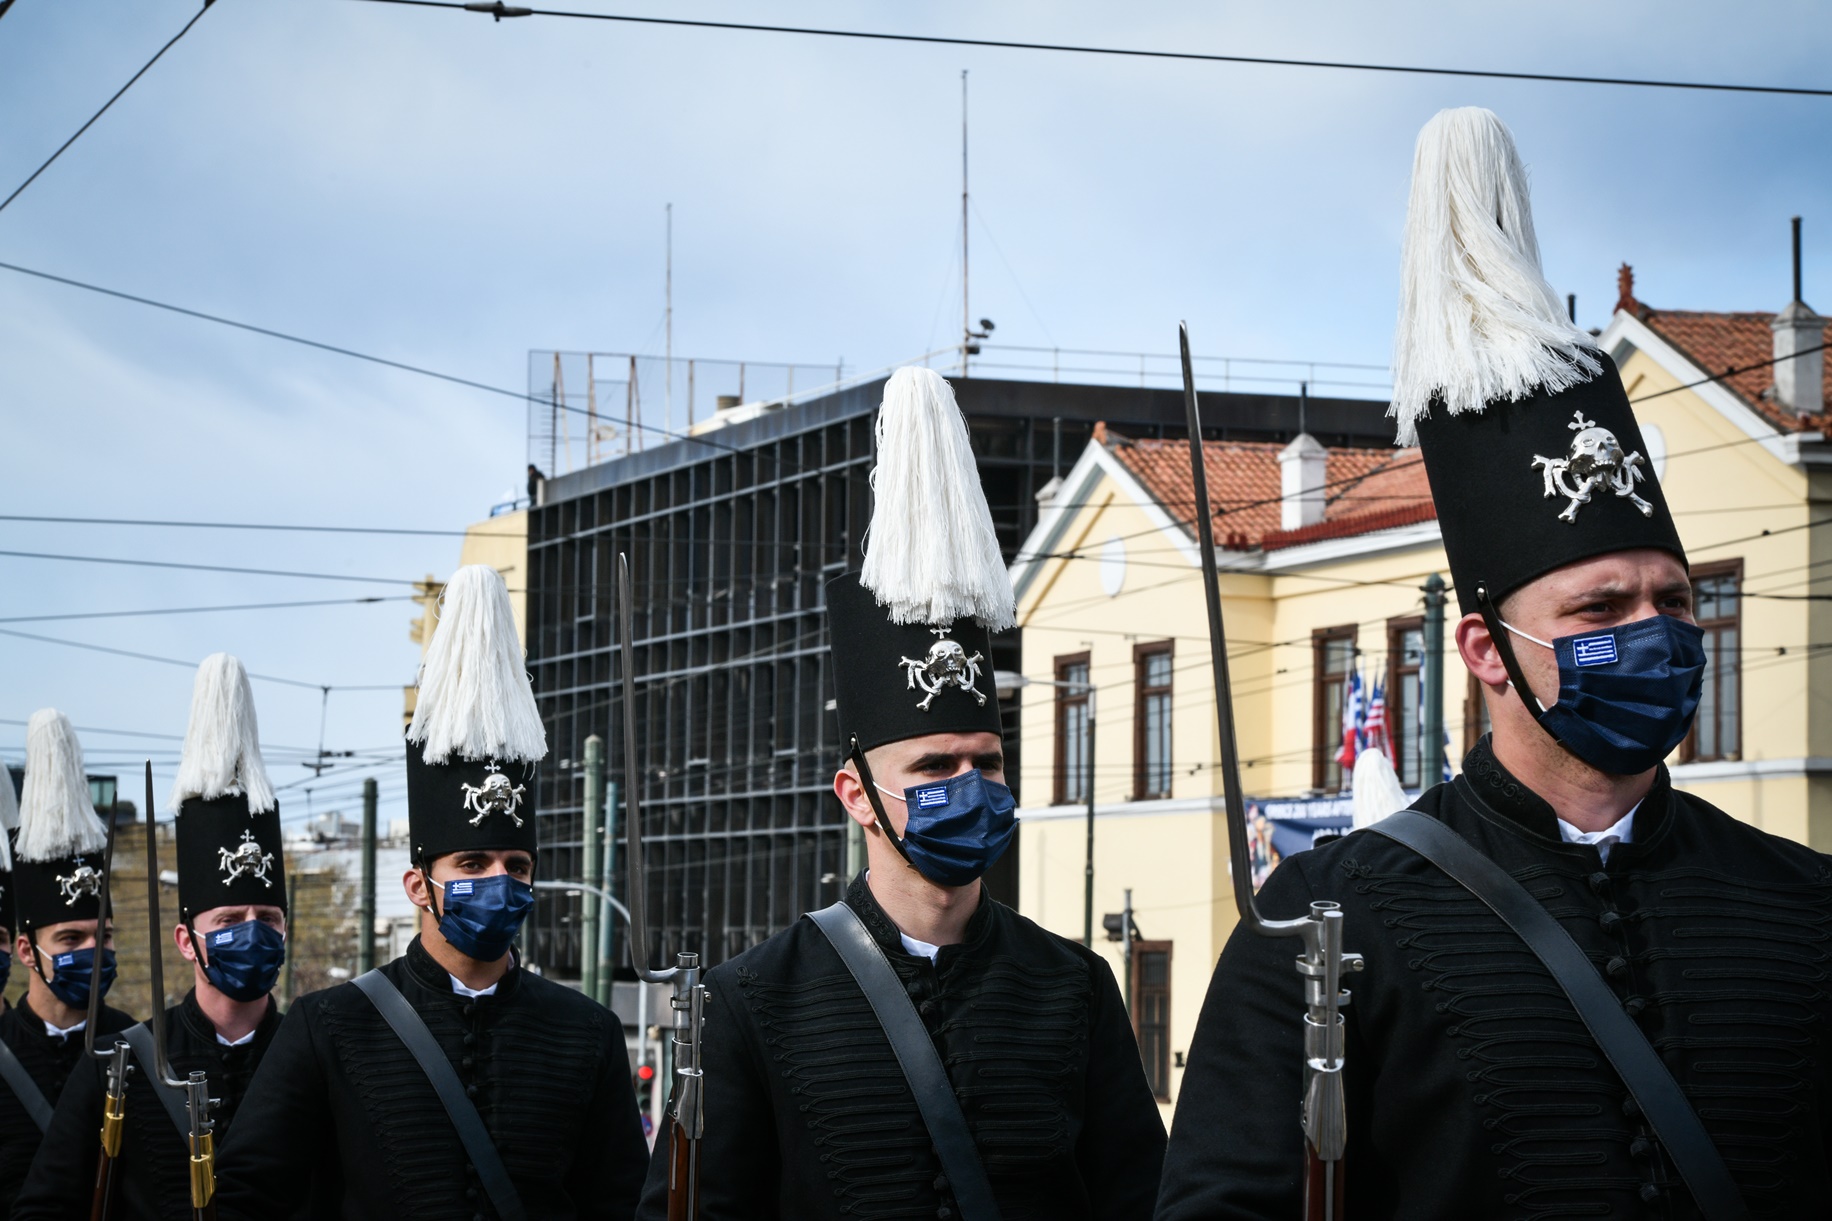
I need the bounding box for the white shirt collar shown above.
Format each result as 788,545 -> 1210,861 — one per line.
1556,801 -> 1641,864
42,1018 -> 85,1040
898,932 -> 941,964
448,974 -> 499,999
215,1028 -> 258,1047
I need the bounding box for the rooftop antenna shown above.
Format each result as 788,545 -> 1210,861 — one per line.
1299,380 -> 1309,436
665,202 -> 674,437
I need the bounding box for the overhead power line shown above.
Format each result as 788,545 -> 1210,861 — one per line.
0,1 -> 217,216
0,626 -> 403,692
0,513 -> 501,538
0,548 -> 418,585
0,595 -> 413,625
367,0 -> 1832,98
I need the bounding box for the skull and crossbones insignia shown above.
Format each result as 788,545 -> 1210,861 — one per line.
219,829 -> 276,888
56,865 -> 101,906
460,762 -> 526,827
1531,411 -> 1655,524
899,629 -> 987,712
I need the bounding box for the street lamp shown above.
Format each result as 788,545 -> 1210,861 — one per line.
995,669 -> 1098,947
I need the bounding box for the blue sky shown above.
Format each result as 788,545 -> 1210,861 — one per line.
3,0 -> 1829,829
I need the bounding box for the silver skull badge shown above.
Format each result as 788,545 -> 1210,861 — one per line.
57,865 -> 102,906
899,630 -> 988,712
1531,410 -> 1654,524
461,762 -> 527,828
219,829 -> 276,888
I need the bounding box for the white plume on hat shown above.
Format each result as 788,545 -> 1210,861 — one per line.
16,709 -> 107,863
1351,748 -> 1411,831
407,564 -> 547,765
860,366 -> 1015,631
1390,106 -> 1600,446
169,653 -> 277,814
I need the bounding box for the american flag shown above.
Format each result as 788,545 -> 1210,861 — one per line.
1363,680 -> 1393,762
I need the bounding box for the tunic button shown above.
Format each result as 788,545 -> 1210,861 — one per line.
1622,1097 -> 1641,1118
462,1033 -> 476,1046
1598,911 -> 1623,931
1629,1137 -> 1652,1158
1587,872 -> 1611,895
1605,956 -> 1629,977
937,1210 -> 953,1221
1624,997 -> 1647,1017
1639,1183 -> 1661,1203
933,1175 -> 949,1192
466,1084 -> 479,1099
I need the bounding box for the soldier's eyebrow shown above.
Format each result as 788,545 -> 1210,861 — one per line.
972,752 -> 1005,772
906,752 -> 959,773
1561,583 -> 1634,609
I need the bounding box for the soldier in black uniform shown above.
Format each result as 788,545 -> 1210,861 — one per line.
1157,107 -> 1832,1220
16,653 -> 293,1220
638,367 -> 1166,1221
0,709 -> 134,1211
215,564 -> 649,1220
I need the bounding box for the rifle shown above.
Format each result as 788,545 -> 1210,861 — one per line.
85,778 -> 129,1221
1178,326 -> 1363,1221
141,763 -> 218,1221
617,553 -> 705,1221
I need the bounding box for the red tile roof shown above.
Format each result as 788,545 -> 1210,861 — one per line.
1616,265 -> 1829,434
1102,429 -> 1435,553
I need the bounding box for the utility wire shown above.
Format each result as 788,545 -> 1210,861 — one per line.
0,513 -> 500,537
0,548 -> 419,585
0,2 -> 216,216
0,626 -> 403,691
0,595 -> 412,625
363,0 -> 1832,98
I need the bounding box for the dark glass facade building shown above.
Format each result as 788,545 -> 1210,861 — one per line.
525,375 -> 1389,976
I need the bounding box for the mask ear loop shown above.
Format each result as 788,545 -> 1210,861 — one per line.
848,736 -> 916,869
1475,583 -> 1552,722
22,924 -> 52,988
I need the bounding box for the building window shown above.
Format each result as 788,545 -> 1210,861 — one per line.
1134,642 -> 1173,800
1386,617 -> 1424,788
1312,627 -> 1358,793
1054,653 -> 1092,805
1685,560 -> 1742,763
1464,673 -> 1492,759
1132,941 -> 1173,1100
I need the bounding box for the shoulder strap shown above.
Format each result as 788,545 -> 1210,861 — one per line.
352,970 -> 528,1221
120,1023 -> 187,1135
1370,809 -> 1750,1221
807,902 -> 1003,1221
0,1031 -> 51,1132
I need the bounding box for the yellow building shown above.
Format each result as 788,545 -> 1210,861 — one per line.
1007,271 -> 1832,1113
402,509 -> 529,726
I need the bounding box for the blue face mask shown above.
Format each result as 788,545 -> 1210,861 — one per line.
875,769 -> 1017,888
1504,613 -> 1707,776
44,946 -> 116,1010
0,950 -> 13,996
434,874 -> 534,962
197,920 -> 286,1003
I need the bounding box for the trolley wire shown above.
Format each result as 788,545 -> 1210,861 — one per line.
363,0 -> 1832,99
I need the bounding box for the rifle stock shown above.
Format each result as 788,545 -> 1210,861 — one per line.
1304,1144 -> 1345,1221
663,1114 -> 700,1221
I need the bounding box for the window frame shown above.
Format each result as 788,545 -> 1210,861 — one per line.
1683,558 -> 1743,764
1131,939 -> 1174,1101
1312,626 -> 1359,793
1053,651 -> 1092,806
1385,616 -> 1424,788
1132,641 -> 1175,801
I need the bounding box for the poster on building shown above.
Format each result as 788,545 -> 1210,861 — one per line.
1243,796 -> 1355,891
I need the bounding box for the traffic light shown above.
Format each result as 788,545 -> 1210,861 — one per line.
634,1060 -> 657,1096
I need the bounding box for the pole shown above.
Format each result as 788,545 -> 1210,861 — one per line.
599,780 -> 618,1008
582,735 -> 605,1001
1122,887 -> 1134,1016
358,778 -> 377,976
1082,687 -> 1096,948
664,202 -> 673,436
1422,573 -> 1447,785
960,68 -> 970,375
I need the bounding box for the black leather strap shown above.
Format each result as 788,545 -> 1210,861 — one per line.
1371,809 -> 1749,1221
808,902 -> 1003,1221
121,1023 -> 186,1135
353,970 -> 528,1221
0,1035 -> 51,1132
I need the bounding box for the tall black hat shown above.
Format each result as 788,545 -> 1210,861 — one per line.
14,710 -> 111,933
405,565 -> 544,865
1391,108 -> 1686,615
169,654 -> 288,922
827,367 -> 1011,754
0,762 -> 19,933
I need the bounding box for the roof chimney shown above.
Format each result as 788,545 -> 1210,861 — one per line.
1278,433 -> 1327,531
1772,217 -> 1824,416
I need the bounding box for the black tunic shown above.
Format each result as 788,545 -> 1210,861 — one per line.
1156,739 -> 1832,1221
213,936 -> 649,1221
638,874 -> 1166,1221
12,989 -> 281,1221
0,995 -> 135,1214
